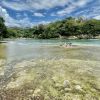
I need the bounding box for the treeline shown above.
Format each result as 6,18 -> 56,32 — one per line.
0,16 -> 100,39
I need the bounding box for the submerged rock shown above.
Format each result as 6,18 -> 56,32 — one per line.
74,85 -> 82,91
32,94 -> 44,100
64,88 -> 72,92
32,89 -> 44,100
34,89 -> 41,94
63,80 -> 70,88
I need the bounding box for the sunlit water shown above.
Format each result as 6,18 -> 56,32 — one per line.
1,39 -> 100,62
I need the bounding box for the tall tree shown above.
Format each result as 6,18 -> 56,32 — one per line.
0,17 -> 7,39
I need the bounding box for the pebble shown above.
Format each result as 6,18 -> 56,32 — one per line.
64,88 -> 71,92
74,85 -> 82,91
55,83 -> 62,87
63,80 -> 70,88
34,89 -> 41,94
32,89 -> 44,100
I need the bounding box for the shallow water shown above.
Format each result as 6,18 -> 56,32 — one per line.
0,39 -> 100,99
0,44 -> 6,59
1,39 -> 100,61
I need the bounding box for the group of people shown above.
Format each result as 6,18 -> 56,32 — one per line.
64,42 -> 72,47
60,42 -> 73,48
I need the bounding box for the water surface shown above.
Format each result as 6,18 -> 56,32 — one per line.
1,39 -> 100,62
0,39 -> 100,99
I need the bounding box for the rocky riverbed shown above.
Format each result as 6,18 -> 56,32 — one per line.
0,58 -> 100,100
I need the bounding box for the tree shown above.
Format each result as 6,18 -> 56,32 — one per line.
5,17 -> 100,39
0,17 -> 7,39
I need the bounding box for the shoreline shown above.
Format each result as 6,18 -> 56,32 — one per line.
2,37 -> 100,40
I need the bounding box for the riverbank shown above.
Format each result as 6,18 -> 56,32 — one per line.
1,34 -> 100,41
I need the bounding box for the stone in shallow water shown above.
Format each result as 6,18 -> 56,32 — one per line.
32,94 -> 44,100
74,85 -> 82,91
64,88 -> 71,92
34,89 -> 41,94
63,80 -> 70,88
32,89 -> 44,100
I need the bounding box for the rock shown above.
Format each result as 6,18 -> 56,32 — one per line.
63,80 -> 70,88
64,88 -> 71,92
32,89 -> 44,100
32,94 -> 44,100
74,85 -> 82,91
34,89 -> 41,94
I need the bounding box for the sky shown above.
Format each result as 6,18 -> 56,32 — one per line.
0,0 -> 100,27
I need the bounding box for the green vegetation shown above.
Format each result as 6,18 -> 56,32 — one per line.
0,16 -> 100,39
0,17 -> 7,39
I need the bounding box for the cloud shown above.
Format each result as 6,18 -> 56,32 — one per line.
33,13 -> 44,17
0,6 -> 33,27
1,0 -> 70,11
93,15 -> 100,20
56,6 -> 75,16
74,1 -> 100,19
56,0 -> 92,16
0,0 -> 100,27
34,21 -> 51,25
0,6 -> 51,27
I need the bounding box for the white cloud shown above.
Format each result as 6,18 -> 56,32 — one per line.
33,13 -> 44,17
0,6 -> 51,27
57,6 -> 75,16
1,0 -> 100,27
0,6 -> 33,27
35,21 -> 51,25
1,0 -> 70,11
74,2 -> 100,19
93,15 -> 100,20
56,0 -> 92,16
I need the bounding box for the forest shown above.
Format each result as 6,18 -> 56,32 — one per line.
0,16 -> 100,39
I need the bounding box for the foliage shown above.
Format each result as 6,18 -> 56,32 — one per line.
0,17 -> 7,39
0,16 -> 100,39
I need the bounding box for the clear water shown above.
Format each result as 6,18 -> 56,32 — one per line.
0,39 -> 100,62
0,39 -> 100,99
4,38 -> 100,46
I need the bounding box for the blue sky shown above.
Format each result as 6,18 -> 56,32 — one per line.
0,0 -> 100,27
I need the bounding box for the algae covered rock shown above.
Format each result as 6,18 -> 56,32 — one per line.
64,88 -> 72,92
63,80 -> 70,88
74,85 -> 82,91
32,88 -> 44,100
